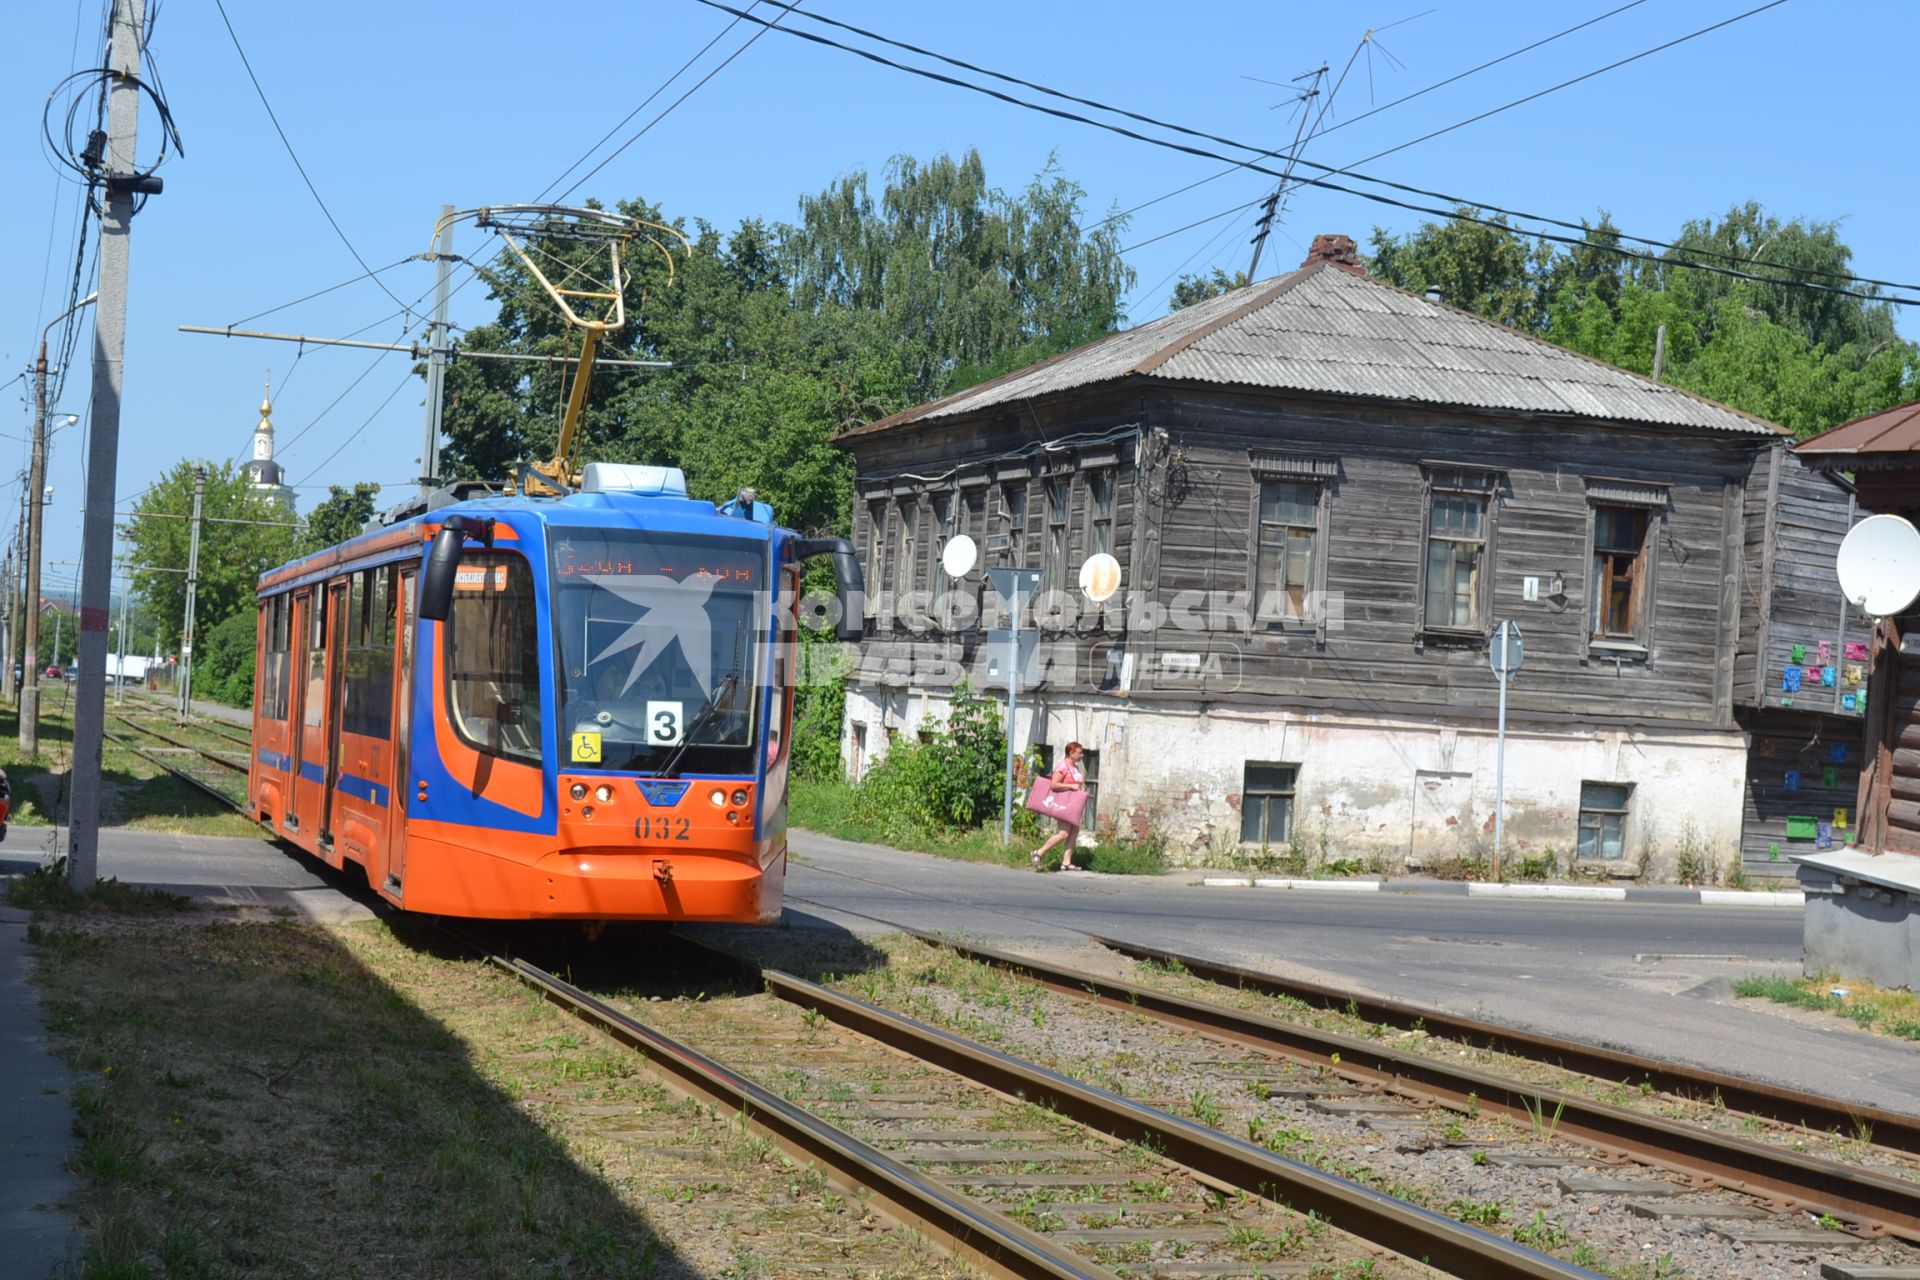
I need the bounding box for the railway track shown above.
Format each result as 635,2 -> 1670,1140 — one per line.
488,933 -> 1600,1280
1089,934 -> 1920,1159
101,710 -> 249,812
768,926 -> 1920,1276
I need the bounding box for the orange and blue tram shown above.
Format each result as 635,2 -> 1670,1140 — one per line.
246,464 -> 860,921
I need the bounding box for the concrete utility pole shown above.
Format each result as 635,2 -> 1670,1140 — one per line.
177,464 -> 205,720
10,490 -> 24,706
114,570 -> 130,705
420,205 -> 454,499
25,292 -> 99,754
0,548 -> 11,708
70,0 -> 150,892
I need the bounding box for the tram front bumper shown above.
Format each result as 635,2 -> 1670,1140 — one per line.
400,834 -> 785,922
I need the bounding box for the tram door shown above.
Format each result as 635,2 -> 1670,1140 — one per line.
386,569 -> 416,891
319,580 -> 350,845
284,588 -> 318,835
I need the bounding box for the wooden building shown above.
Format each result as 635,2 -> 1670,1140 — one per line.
838,237 -> 1862,879
1792,402 -> 1920,986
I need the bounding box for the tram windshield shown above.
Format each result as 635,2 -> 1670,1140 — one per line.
551,527 -> 768,775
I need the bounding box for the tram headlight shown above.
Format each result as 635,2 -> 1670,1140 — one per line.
709,787 -> 727,807
731,788 -> 749,807
595,784 -> 614,804
569,783 -> 588,801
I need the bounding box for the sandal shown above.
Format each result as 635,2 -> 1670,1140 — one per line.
1030,850 -> 1044,871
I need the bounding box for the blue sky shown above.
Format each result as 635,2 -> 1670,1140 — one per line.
4,0 -> 1916,584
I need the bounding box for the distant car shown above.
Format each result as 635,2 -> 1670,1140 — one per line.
44,665 -> 62,679
63,668 -> 77,682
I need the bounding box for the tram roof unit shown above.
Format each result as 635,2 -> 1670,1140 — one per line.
257,464 -> 783,596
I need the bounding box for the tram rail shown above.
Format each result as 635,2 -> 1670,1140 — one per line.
883,927 -> 1920,1244
1090,934 -> 1920,1158
500,938 -> 1598,1280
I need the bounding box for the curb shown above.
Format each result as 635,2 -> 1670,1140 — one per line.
1466,882 -> 1626,901
1699,889 -> 1805,907
1201,877 -> 1381,892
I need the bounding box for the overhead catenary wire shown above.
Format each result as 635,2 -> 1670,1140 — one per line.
291,369 -> 416,486
209,0 -> 414,317
695,0 -> 1920,306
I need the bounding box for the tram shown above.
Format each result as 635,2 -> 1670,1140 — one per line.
246,462 -> 861,921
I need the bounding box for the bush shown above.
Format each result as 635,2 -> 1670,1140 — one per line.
193,610 -> 257,709
790,633 -> 849,781
849,681 -> 1007,836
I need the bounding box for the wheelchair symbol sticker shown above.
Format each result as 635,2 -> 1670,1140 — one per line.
571,731 -> 603,764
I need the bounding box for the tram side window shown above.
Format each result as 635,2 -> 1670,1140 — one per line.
446,552 -> 541,763
343,566 -> 395,739
304,588 -> 327,728
259,595 -> 292,721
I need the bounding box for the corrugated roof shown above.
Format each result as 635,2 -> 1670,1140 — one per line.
845,261 -> 1782,439
1794,399 -> 1920,457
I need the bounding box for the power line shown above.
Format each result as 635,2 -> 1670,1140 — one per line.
535,1 -> 767,203
292,369 -> 415,486
209,0 -> 413,316
697,0 -> 1919,305
224,255 -> 420,330
554,0 -> 805,202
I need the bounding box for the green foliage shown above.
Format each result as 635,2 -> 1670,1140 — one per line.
304,482 -> 381,553
1168,267 -> 1250,311
1368,203 -> 1920,438
851,681 -> 1006,834
122,460 -> 300,654
789,633 -> 849,781
194,610 -> 258,709
438,153 -> 1133,535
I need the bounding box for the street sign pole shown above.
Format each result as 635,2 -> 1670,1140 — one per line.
1002,580 -> 1020,846
987,567 -> 1043,846
1489,620 -> 1524,882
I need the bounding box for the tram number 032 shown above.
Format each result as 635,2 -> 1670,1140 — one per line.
634,815 -> 692,841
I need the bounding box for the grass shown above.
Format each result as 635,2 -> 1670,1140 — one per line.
790,777 -> 1168,875
0,693 -> 259,839
6,858 -> 193,915
1734,972 -> 1920,1042
33,917 -> 963,1280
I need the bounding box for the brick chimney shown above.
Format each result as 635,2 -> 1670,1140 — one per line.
1301,233 -> 1365,277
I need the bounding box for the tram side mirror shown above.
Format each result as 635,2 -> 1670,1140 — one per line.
792,536 -> 864,643
418,515 -> 496,622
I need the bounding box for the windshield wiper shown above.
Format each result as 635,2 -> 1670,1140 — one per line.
655,673 -> 740,780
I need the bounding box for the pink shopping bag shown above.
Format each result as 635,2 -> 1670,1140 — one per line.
1023,775 -> 1088,826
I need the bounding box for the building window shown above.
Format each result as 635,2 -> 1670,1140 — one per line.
1043,477 -> 1070,592
1591,506 -> 1649,641
1003,483 -> 1028,567
1424,492 -> 1488,631
896,499 -> 919,593
1256,480 -> 1318,621
865,500 -> 887,598
1578,782 -> 1631,860
1240,762 -> 1296,846
1086,469 -> 1115,558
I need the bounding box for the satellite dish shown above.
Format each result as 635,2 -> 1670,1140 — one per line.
1079,552 -> 1122,603
1836,514 -> 1920,617
940,534 -> 978,579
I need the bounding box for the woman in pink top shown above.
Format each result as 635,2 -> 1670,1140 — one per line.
1031,741 -> 1087,872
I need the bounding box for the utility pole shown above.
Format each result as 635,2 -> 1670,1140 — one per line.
114,570 -> 130,705
0,548 -> 11,708
22,342 -> 52,753
11,488 -> 25,706
420,205 -> 454,499
70,0 -> 151,893
24,292 -> 99,753
1247,64 -> 1327,281
177,464 -> 205,720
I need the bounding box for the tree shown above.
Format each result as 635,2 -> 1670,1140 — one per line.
1367,204 -> 1920,437
1169,267 -> 1250,311
122,460 -> 301,653
436,154 -> 1135,534
195,610 -> 257,709
305,482 -> 381,552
